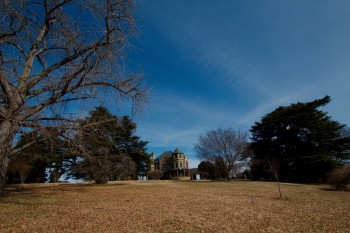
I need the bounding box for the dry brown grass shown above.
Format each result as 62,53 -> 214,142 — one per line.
1,180 -> 349,233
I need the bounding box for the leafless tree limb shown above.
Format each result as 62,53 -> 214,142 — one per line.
194,128 -> 249,179
0,0 -> 147,195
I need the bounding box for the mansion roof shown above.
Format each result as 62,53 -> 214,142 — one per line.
151,148 -> 189,171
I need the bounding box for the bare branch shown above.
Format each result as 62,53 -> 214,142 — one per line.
194,128 -> 249,179
0,0 -> 146,194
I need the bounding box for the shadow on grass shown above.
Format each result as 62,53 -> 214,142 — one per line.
4,181 -> 130,197
1,183 -> 106,207
320,187 -> 350,192
2,183 -> 93,200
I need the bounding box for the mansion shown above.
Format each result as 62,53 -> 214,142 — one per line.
149,148 -> 191,179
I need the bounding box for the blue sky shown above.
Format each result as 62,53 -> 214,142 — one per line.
116,0 -> 350,168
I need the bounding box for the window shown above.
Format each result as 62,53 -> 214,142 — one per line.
180,163 -> 183,168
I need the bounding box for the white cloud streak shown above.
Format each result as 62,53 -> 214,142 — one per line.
134,0 -> 350,165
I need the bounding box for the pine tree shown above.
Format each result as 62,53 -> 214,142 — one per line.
8,131 -> 66,183
72,107 -> 148,183
250,96 -> 350,183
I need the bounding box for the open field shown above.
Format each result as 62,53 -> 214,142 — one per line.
1,181 -> 349,233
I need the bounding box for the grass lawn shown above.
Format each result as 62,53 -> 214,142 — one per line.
0,180 -> 349,233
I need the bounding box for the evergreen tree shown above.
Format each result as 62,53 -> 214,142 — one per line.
7,131 -> 66,183
72,106 -> 148,183
113,116 -> 150,177
249,96 -> 350,183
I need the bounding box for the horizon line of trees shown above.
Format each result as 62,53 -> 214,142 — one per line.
6,96 -> 350,191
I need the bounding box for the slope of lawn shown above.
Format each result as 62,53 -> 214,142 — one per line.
1,180 -> 349,233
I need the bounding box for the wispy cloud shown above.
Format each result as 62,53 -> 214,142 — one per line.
136,93 -> 249,161
134,0 -> 350,167
141,1 -> 350,103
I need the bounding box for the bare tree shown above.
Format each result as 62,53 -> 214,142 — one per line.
194,128 -> 249,180
268,160 -> 283,198
327,166 -> 350,191
112,154 -> 136,180
0,0 -> 147,195
72,148 -> 136,183
8,160 -> 32,184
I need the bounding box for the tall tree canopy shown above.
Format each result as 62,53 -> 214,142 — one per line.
249,96 -> 350,183
194,128 -> 249,179
0,0 -> 146,195
71,106 -> 148,183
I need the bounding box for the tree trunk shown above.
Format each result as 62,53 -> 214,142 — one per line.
0,120 -> 16,196
0,155 -> 9,196
19,170 -> 29,184
277,179 -> 282,199
50,170 -> 60,183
